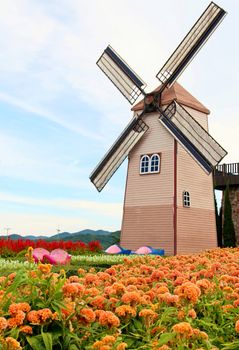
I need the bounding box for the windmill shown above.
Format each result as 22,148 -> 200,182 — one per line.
90,2 -> 227,255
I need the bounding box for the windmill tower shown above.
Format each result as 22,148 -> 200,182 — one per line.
90,2 -> 227,255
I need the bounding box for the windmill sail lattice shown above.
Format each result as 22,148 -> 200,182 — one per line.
90,116 -> 148,191
156,2 -> 226,89
97,46 -> 146,105
160,101 -> 227,172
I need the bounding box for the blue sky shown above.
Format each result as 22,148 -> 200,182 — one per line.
0,0 -> 238,236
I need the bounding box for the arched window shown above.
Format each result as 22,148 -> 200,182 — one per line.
183,191 -> 190,207
140,155 -> 150,174
150,154 -> 160,173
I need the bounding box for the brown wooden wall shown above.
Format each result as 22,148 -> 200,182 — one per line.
121,112 -> 174,254
177,207 -> 217,254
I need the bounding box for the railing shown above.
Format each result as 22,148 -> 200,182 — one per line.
215,163 -> 239,175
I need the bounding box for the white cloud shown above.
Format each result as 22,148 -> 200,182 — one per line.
0,192 -> 122,236
0,191 -> 122,217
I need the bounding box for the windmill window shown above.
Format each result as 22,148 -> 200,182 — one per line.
150,154 -> 160,173
183,191 -> 190,207
140,155 -> 150,174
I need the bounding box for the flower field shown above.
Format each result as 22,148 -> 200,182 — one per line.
0,238 -> 101,256
0,249 -> 239,349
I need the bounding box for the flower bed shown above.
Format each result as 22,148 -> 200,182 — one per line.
0,238 -> 102,256
0,248 -> 238,349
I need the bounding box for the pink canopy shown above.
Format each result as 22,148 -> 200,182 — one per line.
134,246 -> 152,255
105,245 -> 122,254
43,249 -> 71,265
33,248 -> 50,263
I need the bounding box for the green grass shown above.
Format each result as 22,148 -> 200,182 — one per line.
0,254 -> 139,276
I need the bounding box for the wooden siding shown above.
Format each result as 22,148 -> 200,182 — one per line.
177,143 -> 215,210
184,106 -> 208,131
124,113 -> 174,207
121,205 -> 174,255
177,207 -> 217,254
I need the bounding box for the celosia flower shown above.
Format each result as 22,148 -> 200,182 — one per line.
172,322 -> 193,338
9,302 -> 31,316
188,309 -> 197,319
101,335 -> 116,344
38,263 -> 52,274
116,343 -> 128,350
19,325 -> 33,334
98,311 -> 120,328
0,317 -> 7,331
61,301 -> 75,318
139,308 -> 157,319
174,282 -> 201,303
69,275 -> 80,283
115,305 -> 136,317
90,296 -> 106,309
27,310 -> 40,324
235,320 -> 239,333
121,291 -> 141,305
5,337 -> 22,350
80,308 -> 96,323
38,308 -> 53,322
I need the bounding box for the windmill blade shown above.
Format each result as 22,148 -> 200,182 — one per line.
97,46 -> 146,105
156,2 -> 226,89
159,101 -> 227,173
90,114 -> 149,191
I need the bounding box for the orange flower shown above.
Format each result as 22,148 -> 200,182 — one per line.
27,310 -> 40,324
98,311 -> 120,328
116,343 -> 128,350
115,305 -> 136,318
38,264 -> 52,274
80,308 -> 96,323
139,308 -> 157,319
177,310 -> 185,320
19,325 -> 33,334
222,304 -> 234,313
175,282 -> 201,303
188,309 -> 197,319
15,311 -> 26,325
196,279 -> 212,293
172,322 -> 193,338
38,308 -> 53,322
235,320 -> 239,333
90,296 -> 106,309
121,291 -> 141,305
78,268 -> 85,275
62,283 -> 84,297
9,302 -> 31,316
69,275 -> 80,283
5,337 -> 22,349
8,273 -> 16,280
27,309 -> 52,324
0,317 -> 7,331
156,286 -> 169,294
101,335 -> 116,344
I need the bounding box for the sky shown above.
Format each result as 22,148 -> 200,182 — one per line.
0,0 -> 238,236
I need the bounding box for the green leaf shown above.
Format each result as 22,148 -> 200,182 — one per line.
41,331 -> 53,350
26,335 -> 46,350
69,345 -> 79,350
157,332 -> 175,347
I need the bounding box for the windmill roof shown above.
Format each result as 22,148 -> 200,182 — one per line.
131,82 -> 210,114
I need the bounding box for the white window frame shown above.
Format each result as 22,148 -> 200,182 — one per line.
150,154 -> 160,173
140,153 -> 161,174
183,191 -> 190,207
140,155 -> 150,174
